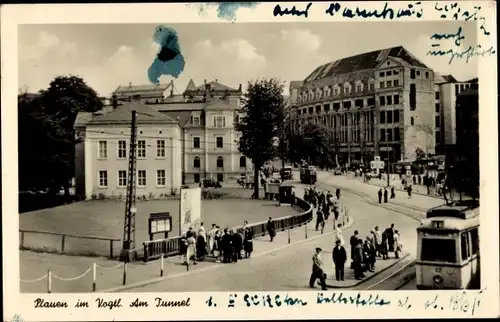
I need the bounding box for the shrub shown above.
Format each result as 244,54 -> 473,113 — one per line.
171,188 -> 178,197
202,189 -> 225,200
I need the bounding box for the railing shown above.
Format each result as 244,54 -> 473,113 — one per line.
19,229 -> 120,258
143,197 -> 313,262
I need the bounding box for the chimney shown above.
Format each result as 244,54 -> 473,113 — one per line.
112,95 -> 118,109
215,79 -> 218,82
204,79 -> 207,85
129,82 -> 132,87
238,84 -> 242,91
170,80 -> 174,97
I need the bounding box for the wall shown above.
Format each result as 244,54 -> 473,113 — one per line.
84,123 -> 182,199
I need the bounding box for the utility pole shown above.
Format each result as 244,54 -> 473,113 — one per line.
386,139 -> 390,187
281,121 -> 286,170
120,110 -> 137,262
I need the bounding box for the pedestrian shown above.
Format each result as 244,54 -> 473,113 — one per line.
185,227 -> 197,266
207,224 -> 217,256
238,228 -> 245,259
333,189 -> 341,221
316,207 -> 326,233
390,186 -> 395,199
291,191 -> 296,206
384,224 -> 396,257
221,228 -> 232,263
232,229 -> 242,262
327,190 -> 333,209
332,240 -> 347,281
394,230 -> 402,259
378,188 -> 383,204
244,227 -> 254,258
407,185 -> 412,198
383,187 -> 388,203
309,247 -> 328,290
363,238 -> 376,272
418,175 -> 422,185
196,224 -> 207,260
353,239 -> 365,279
266,217 -> 276,242
323,200 -> 330,220
380,229 -> 389,260
304,188 -> 309,203
349,230 -> 360,268
413,175 -> 417,185
373,226 -> 382,257
335,223 -> 344,245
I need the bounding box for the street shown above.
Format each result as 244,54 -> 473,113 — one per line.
121,171 -> 440,292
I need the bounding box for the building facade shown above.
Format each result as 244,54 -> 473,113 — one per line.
74,102 -> 182,199
287,46 -> 436,165
434,75 -> 478,154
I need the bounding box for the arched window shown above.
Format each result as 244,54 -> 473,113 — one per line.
239,156 -> 246,167
193,156 -> 200,168
410,117 -> 415,126
216,156 -> 224,168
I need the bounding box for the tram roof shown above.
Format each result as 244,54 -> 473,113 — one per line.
419,215 -> 480,231
426,200 -> 479,220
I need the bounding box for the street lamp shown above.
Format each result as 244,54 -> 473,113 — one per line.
380,138 -> 390,187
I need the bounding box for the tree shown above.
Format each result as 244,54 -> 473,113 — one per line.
415,147 -> 426,161
18,76 -> 103,197
236,79 -> 285,199
287,123 -> 329,167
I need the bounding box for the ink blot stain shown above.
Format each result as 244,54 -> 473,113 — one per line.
188,2 -> 260,21
148,25 -> 185,84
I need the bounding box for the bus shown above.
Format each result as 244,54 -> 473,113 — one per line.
300,165 -> 317,184
416,200 -> 480,290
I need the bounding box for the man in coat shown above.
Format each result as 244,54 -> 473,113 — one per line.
266,217 -> 276,242
353,239 -> 365,279
390,186 -> 396,199
349,230 -> 360,268
309,247 -> 328,290
378,188 -> 383,204
383,187 -> 388,203
332,240 -> 347,281
384,224 -> 396,256
316,207 -> 326,233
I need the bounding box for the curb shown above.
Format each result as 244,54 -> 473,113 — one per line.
324,252 -> 411,289
102,214 -> 355,293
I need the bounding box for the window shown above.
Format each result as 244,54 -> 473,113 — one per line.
157,170 -> 166,186
137,140 -> 146,158
138,170 -> 146,187
425,72 -> 429,78
315,105 -> 321,113
379,72 -> 385,77
380,96 -> 386,106
354,99 -> 363,108
410,69 -> 416,79
394,79 -> 399,87
194,174 -> 200,183
356,85 -> 362,93
193,137 -> 200,149
435,116 -> 440,128
214,116 -> 225,128
410,84 -> 416,110
324,104 -> 330,112
308,107 -> 313,114
344,86 -> 350,94
435,91 -> 440,100
455,84 -> 459,93
334,88 -> 339,96
386,80 -> 392,88
379,82 -> 385,89
387,128 -> 393,141
216,156 -> 224,168
461,232 -> 470,260
421,238 -> 456,263
394,110 -> 400,123
118,170 -> 127,187
387,110 -> 393,123
239,156 -> 246,167
98,141 -> 107,159
387,95 -> 393,105
192,115 -> 200,126
303,108 -> 307,114
393,70 -> 399,75
118,140 -> 127,159
369,83 -> 375,91
156,140 -> 165,158
380,129 -> 386,141
435,132 -> 440,145
417,71 -> 421,76
98,170 -> 108,188
460,84 -> 465,91
380,111 -> 385,124
367,98 -> 375,106
217,173 -> 224,182
410,117 -> 414,126
343,101 -> 351,109
394,127 -> 400,141
333,103 -> 341,110
394,95 -> 400,104
298,110 -> 302,115
387,71 -> 392,76
193,156 -> 201,168
216,137 -> 223,148
470,228 -> 479,255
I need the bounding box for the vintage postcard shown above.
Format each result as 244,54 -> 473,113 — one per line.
2,1 -> 499,321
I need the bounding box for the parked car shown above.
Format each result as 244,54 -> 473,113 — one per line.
333,168 -> 342,175
202,179 -> 222,188
366,170 -> 379,178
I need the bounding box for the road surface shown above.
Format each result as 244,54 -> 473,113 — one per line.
121,173 -> 434,292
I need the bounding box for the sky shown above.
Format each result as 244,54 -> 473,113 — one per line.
18,21 -> 478,97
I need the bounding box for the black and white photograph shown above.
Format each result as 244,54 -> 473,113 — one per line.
3,1 -> 499,320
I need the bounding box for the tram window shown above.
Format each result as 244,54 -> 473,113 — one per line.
461,233 -> 470,260
470,229 -> 479,255
421,238 -> 456,263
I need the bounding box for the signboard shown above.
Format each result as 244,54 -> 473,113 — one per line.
179,187 -> 202,235
148,212 -> 172,240
370,160 -> 385,169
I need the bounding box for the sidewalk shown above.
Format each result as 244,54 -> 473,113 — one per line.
361,175 -> 443,200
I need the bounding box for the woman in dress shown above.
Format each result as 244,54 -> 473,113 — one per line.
185,227 -> 197,266
394,230 -> 402,259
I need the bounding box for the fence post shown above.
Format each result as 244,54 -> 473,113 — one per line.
47,269 -> 52,294
20,231 -> 25,248
122,262 -> 127,285
288,227 -> 291,244
110,240 -> 114,258
160,254 -> 164,277
92,262 -> 97,292
61,235 -> 66,253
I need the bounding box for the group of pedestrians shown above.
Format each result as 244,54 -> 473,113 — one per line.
181,222 -> 255,266
377,186 -> 396,203
304,187 -> 342,233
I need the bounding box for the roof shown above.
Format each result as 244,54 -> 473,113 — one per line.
457,88 -> 479,97
160,110 -> 192,127
74,112 -> 93,128
188,80 -> 240,93
88,102 -> 178,125
465,77 -> 478,83
155,102 -> 205,111
185,79 -> 196,91
442,75 -> 458,83
113,83 -> 171,97
204,98 -> 241,110
304,46 -> 428,83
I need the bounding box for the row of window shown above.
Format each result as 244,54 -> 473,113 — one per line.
98,169 -> 166,188
192,137 -> 226,149
298,94 -> 401,116
380,127 -> 401,142
192,156 -> 247,168
379,110 -> 401,124
379,69 -> 401,78
190,115 -> 228,128
98,140 -> 164,160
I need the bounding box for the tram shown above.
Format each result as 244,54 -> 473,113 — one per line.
300,165 -> 317,184
416,200 -> 480,290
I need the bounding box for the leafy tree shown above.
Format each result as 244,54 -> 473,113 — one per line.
18,76 -> 103,197
236,79 -> 285,199
287,123 -> 329,167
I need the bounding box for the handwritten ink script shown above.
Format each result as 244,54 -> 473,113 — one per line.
32,296 -> 191,309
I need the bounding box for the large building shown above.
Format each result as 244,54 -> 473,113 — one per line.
434,75 -> 478,154
74,101 -> 183,199
286,46 -> 436,165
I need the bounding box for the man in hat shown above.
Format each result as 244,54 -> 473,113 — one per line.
309,247 -> 328,290
332,240 -> 347,281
